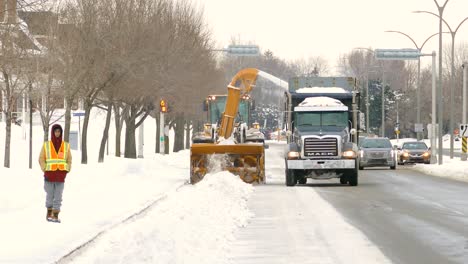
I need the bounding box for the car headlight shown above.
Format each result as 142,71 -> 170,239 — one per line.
343,150 -> 356,159
391,150 -> 394,158
402,152 -> 409,157
359,150 -> 364,158
287,151 -> 300,159
423,152 -> 430,157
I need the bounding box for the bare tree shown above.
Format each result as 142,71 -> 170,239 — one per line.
292,56 -> 330,77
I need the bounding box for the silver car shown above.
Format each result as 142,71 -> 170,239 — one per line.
359,137 -> 396,170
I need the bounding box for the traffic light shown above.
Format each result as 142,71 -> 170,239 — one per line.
160,99 -> 167,113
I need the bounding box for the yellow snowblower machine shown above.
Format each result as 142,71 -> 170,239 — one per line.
190,68 -> 266,184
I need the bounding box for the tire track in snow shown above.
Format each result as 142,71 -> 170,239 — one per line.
55,182 -> 188,264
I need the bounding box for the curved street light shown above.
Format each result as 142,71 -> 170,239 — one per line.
414,9 -> 468,160
384,30 -> 446,140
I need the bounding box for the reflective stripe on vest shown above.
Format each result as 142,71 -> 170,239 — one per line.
44,141 -> 69,171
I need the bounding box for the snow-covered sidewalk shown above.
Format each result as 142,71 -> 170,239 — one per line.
0,151 -> 188,263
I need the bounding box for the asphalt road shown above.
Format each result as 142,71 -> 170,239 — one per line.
314,166 -> 468,264
229,142 -> 468,264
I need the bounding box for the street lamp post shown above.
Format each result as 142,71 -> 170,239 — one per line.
414,0 -> 449,165
463,62 -> 467,161
381,64 -> 386,137
414,8 -> 468,160
385,31 -> 443,140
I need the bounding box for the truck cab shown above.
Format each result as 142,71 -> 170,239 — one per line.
284,77 -> 360,186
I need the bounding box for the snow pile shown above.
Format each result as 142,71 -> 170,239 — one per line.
411,159 -> 468,182
296,87 -> 349,94
298,96 -> 346,107
218,136 -> 236,145
70,172 -> 254,264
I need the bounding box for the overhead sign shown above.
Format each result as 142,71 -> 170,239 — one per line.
375,49 -> 421,60
226,45 -> 260,56
460,124 -> 468,137
73,111 -> 85,117
415,123 -> 424,133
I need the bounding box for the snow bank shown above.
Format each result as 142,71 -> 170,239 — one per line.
70,172 -> 254,264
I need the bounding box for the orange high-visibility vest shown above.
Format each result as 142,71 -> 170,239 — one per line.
43,141 -> 70,171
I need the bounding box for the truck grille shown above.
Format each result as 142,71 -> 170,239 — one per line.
303,137 -> 338,157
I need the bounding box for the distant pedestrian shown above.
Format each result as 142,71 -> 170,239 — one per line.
38,124 -> 72,223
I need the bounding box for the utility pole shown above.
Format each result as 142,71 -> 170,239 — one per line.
462,62 -> 467,161
381,64 -> 386,137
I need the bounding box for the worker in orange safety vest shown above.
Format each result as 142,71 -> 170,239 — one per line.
38,124 -> 72,223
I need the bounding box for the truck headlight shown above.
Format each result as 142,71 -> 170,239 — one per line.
287,151 -> 300,159
343,150 -> 356,159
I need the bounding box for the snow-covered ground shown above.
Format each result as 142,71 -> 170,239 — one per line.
0,109 -> 466,263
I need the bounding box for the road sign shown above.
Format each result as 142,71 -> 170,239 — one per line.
415,123 -> 424,133
226,45 -> 260,56
73,111 -> 85,117
460,124 -> 468,137
375,49 -> 421,60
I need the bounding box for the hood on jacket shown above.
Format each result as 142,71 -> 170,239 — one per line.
51,124 -> 63,152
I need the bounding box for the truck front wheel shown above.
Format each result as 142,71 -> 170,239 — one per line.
348,169 -> 358,186
286,169 -> 296,186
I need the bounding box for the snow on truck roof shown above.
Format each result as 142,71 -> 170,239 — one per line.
296,87 -> 350,94
295,96 -> 348,112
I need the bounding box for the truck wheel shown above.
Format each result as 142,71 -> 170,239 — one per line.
298,176 -> 307,184
340,176 -> 348,184
348,169 -> 358,186
286,169 -> 296,186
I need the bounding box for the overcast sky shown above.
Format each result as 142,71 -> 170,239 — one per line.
194,0 -> 468,70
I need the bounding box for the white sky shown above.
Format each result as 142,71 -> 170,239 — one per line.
194,0 -> 468,69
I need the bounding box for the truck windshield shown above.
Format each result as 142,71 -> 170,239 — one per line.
209,97 -> 249,124
295,111 -> 348,130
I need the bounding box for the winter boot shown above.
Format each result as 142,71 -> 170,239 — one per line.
46,208 -> 53,221
51,209 -> 61,223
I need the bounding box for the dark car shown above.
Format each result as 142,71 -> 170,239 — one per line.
358,137 -> 396,170
397,141 -> 431,165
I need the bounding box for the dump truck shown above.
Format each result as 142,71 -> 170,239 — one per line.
284,76 -> 361,186
190,68 -> 266,184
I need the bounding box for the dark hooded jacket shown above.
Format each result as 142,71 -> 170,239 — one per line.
38,124 -> 72,182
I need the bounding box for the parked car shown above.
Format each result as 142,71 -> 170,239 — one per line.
397,141 -> 431,165
359,137 -> 396,170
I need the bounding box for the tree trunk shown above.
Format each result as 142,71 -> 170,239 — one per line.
63,96 -> 72,142
173,114 -> 185,152
3,112 -> 11,168
124,117 -> 137,158
114,103 -> 122,157
98,101 -> 112,162
185,120 -> 191,149
81,101 -> 92,164
155,113 -> 160,153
